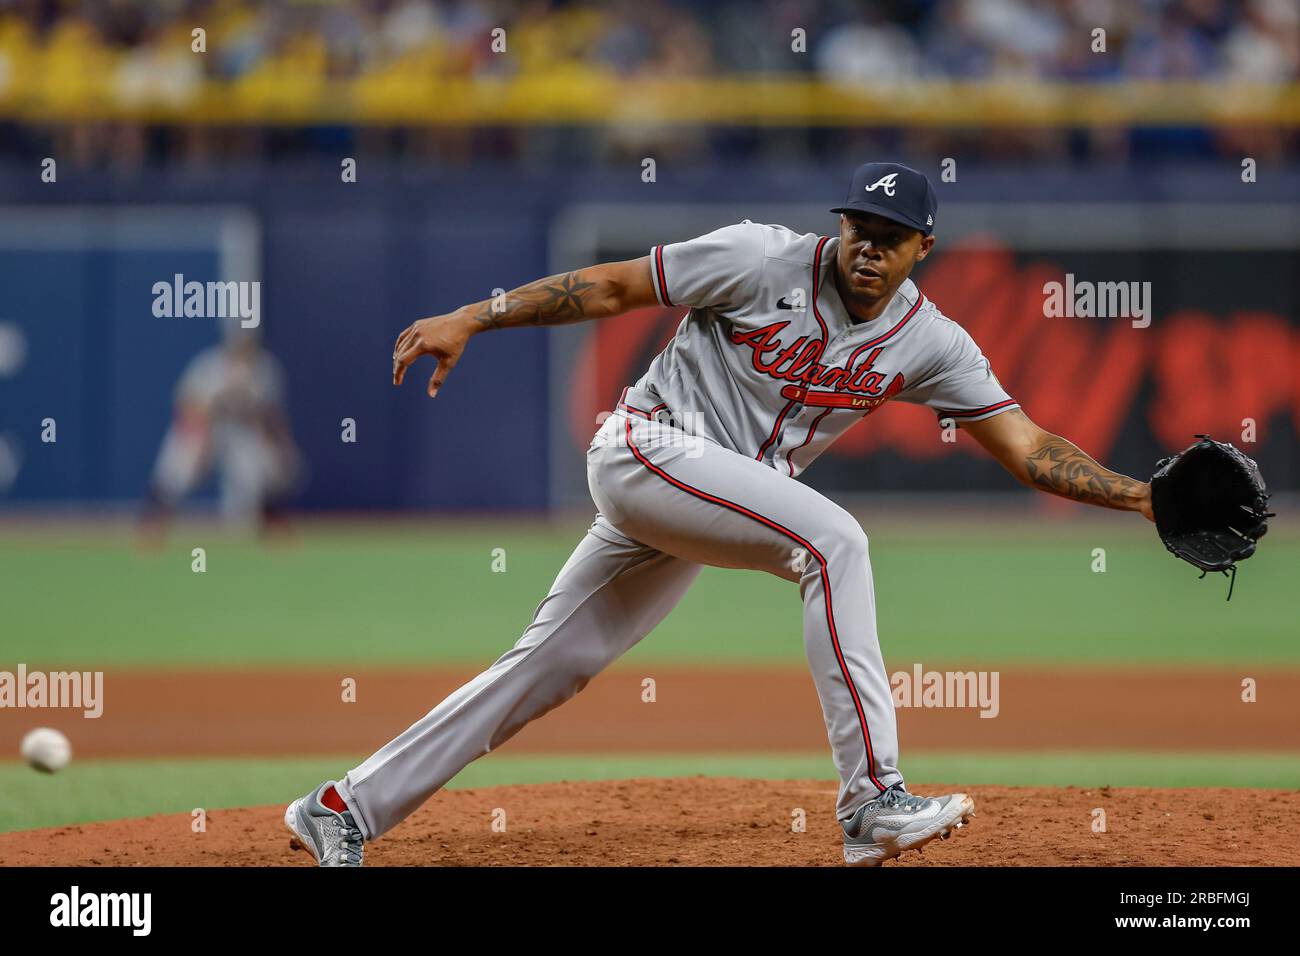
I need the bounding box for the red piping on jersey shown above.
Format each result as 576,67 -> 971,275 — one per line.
938,398 -> 1019,419
854,293 -> 925,350
843,336 -> 887,380
755,398 -> 797,461
756,238 -> 828,464
623,416 -> 886,794
810,236 -> 830,343
787,408 -> 833,476
654,245 -> 674,307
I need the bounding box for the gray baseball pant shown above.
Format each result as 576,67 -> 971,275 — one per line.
338,397 -> 902,839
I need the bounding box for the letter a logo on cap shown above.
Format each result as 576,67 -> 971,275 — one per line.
864,173 -> 898,196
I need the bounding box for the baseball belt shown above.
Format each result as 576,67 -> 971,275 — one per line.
617,386 -> 681,429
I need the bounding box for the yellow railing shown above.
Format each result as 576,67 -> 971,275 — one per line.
2,75 -> 1297,126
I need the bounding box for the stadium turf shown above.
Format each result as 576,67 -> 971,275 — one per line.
0,523 -> 1296,667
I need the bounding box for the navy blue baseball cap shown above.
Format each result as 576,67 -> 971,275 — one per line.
830,162 -> 937,236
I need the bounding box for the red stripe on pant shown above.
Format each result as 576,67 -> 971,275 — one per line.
622,415 -> 886,794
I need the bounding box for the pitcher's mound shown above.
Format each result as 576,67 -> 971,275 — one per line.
3,777 -> 1298,866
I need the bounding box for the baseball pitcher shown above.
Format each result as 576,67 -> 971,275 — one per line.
285,162 -> 1156,867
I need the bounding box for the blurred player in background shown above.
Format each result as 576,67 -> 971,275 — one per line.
140,322 -> 301,537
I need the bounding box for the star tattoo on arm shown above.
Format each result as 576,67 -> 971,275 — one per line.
1023,436 -> 1147,511
469,271 -> 600,331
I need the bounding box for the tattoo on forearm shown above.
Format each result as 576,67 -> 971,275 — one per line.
1024,436 -> 1144,510
469,271 -> 599,331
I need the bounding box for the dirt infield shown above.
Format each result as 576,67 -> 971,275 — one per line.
3,777 -> 1298,866
3,667 -> 1297,865
3,667 -> 1298,758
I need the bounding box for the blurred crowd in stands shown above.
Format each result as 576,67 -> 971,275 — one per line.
1,0 -> 1296,168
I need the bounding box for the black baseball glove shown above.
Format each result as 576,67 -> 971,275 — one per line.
1150,436 -> 1273,600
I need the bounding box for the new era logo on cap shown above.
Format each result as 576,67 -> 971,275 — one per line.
831,162 -> 938,235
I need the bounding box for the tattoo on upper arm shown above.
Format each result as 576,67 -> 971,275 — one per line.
1024,435 -> 1144,509
470,271 -> 598,331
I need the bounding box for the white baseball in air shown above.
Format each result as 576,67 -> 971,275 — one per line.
20,727 -> 72,773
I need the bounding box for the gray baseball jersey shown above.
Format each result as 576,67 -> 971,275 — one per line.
152,346 -> 295,525
338,221 -> 1018,847
175,346 -> 288,428
641,220 -> 1017,475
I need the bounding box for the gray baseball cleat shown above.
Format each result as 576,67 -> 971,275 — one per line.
842,783 -> 975,867
285,781 -> 365,867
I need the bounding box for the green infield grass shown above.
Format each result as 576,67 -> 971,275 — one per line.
0,522 -> 1295,668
